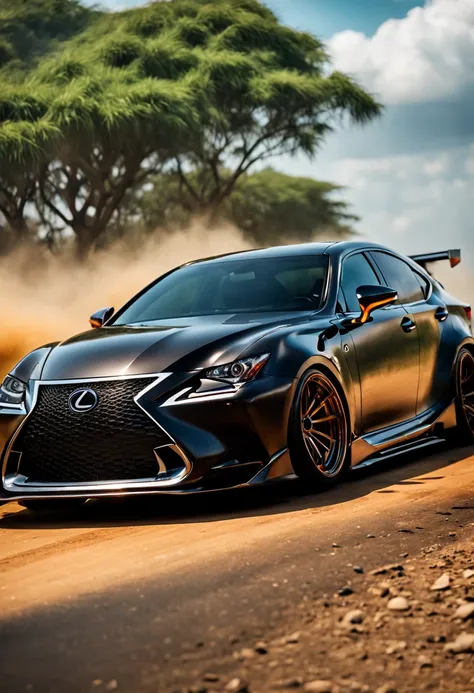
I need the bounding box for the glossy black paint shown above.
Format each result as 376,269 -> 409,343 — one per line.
1,240 -> 473,502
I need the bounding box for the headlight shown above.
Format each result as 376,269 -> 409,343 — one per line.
205,353 -> 270,384
0,375 -> 27,406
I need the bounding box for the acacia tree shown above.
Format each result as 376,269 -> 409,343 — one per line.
0,0 -> 382,257
168,0 -> 382,218
35,68 -> 198,258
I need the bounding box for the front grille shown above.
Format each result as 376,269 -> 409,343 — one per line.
15,378 -> 171,483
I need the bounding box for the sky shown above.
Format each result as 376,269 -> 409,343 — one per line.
88,0 -> 474,263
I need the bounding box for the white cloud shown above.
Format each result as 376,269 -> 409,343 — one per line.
422,157 -> 447,176
279,143 -> 474,266
319,145 -> 474,259
329,0 -> 474,105
85,0 -> 148,8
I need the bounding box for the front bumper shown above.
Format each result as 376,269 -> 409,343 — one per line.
0,372 -> 296,503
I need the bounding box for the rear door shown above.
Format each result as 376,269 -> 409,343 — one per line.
369,251 -> 451,414
340,252 -> 420,434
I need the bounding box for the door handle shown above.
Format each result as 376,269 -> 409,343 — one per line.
401,317 -> 417,333
435,306 -> 449,322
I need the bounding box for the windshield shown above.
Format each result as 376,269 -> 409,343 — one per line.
113,255 -> 329,324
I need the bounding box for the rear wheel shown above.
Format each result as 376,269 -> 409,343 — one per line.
455,348 -> 474,444
19,499 -> 87,513
289,369 -> 350,489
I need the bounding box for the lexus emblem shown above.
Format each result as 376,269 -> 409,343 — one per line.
68,388 -> 99,413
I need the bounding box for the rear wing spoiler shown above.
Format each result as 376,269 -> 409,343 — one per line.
409,249 -> 461,273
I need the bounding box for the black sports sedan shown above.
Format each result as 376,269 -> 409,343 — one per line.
1,241 -> 473,511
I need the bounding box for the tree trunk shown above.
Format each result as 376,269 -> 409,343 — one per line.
74,226 -> 95,262
6,215 -> 29,242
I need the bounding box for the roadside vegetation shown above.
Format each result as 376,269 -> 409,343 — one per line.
0,0 -> 382,259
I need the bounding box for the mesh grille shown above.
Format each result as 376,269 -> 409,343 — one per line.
16,378 -> 172,483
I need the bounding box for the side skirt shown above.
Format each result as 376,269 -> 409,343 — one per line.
351,400 -> 457,468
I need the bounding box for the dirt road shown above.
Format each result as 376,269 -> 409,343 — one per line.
0,444 -> 473,693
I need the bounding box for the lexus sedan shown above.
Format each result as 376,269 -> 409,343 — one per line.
1,241 -> 473,512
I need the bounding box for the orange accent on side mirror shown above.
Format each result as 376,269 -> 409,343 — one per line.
352,286 -> 398,326
89,307 -> 114,329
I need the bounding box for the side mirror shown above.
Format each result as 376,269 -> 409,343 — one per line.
89,307 -> 114,329
353,285 -> 398,325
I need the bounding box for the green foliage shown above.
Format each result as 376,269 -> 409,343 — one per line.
0,39 -> 14,67
174,18 -> 209,48
102,34 -> 143,69
0,119 -> 57,168
0,0 -> 382,257
227,168 -> 357,245
0,0 -> 97,65
140,35 -> 199,80
37,55 -> 89,84
0,85 -> 49,122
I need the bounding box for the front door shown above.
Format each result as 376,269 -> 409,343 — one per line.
340,252 -> 420,435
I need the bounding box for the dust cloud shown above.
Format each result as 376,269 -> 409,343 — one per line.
433,264 -> 473,307
0,223 -> 252,378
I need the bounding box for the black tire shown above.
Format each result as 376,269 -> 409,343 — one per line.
19,498 -> 87,513
288,368 -> 350,489
454,348 -> 474,445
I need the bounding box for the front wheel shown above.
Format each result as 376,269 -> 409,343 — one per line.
455,348 -> 474,444
19,499 -> 87,513
288,369 -> 350,489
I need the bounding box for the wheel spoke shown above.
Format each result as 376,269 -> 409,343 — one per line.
307,435 -> 329,468
310,393 -> 331,417
305,434 -> 323,461
307,393 -> 331,419
302,387 -> 318,418
309,431 -> 330,452
311,414 -> 340,424
301,387 -> 313,418
312,429 -> 336,444
463,401 -> 474,416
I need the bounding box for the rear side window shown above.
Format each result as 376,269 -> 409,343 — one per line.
370,252 -> 424,304
415,272 -> 431,299
340,253 -> 380,312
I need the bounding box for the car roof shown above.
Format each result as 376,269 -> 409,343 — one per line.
186,240 -> 399,266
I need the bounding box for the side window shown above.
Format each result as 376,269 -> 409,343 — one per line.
370,252 -> 424,304
415,272 -> 431,299
340,253 -> 380,312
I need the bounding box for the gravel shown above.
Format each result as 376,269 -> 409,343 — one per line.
453,603 -> 474,621
387,597 -> 410,612
430,573 -> 451,591
170,538 -> 474,693
445,633 -> 474,654
303,681 -> 333,693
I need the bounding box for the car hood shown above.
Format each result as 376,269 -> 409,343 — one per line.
39,313 -> 305,380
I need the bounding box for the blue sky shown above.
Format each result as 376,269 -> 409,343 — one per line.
88,0 -> 474,279
266,0 -> 423,37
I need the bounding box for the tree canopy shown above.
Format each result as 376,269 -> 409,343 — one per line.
0,0 -> 382,257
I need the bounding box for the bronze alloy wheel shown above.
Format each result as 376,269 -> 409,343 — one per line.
298,372 -> 347,479
458,349 -> 474,437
